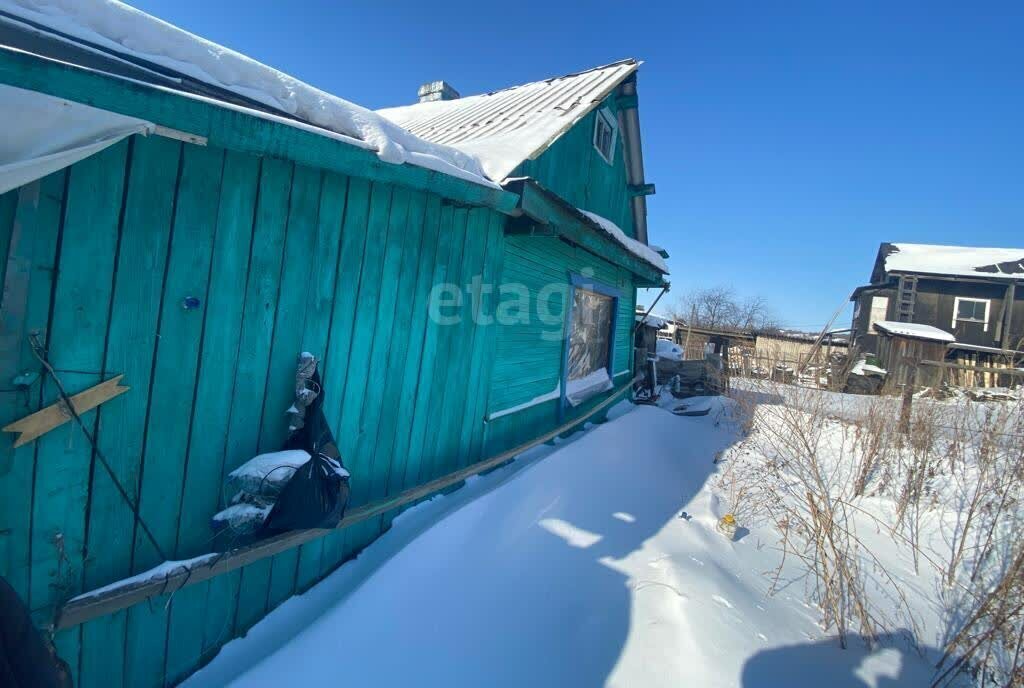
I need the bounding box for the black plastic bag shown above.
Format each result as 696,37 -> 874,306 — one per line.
0,576 -> 72,688
261,366 -> 351,534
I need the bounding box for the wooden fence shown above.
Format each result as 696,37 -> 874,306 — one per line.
667,337 -> 1022,396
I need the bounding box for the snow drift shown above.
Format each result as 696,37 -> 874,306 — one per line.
186,398 -> 942,688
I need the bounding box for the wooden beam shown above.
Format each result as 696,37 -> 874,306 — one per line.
628,183 -> 656,197
1003,282 -> 1016,349
3,375 -> 129,447
0,47 -> 520,216
889,270 -> 1023,287
919,360 -> 1024,377
54,376 -> 641,630
508,180 -> 665,286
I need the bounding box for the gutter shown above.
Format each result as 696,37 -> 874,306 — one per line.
615,76 -> 651,245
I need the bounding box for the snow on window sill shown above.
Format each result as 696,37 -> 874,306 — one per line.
565,369 -> 614,407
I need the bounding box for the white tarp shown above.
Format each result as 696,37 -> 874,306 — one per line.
0,84 -> 153,195
0,0 -> 495,187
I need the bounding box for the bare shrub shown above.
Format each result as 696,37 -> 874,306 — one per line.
722,380 -> 1024,684
850,398 -> 897,498
721,381 -> 917,648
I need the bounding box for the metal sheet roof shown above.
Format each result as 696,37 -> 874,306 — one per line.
883,243 -> 1024,280
377,59 -> 639,180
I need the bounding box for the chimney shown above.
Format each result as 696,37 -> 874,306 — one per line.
417,80 -> 460,103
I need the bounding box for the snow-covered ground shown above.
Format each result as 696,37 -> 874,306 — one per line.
183,391 -> 965,688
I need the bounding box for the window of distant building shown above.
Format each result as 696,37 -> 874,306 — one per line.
953,297 -> 990,331
867,296 -> 889,333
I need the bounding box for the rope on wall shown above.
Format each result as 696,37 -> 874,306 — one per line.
28,333 -> 169,568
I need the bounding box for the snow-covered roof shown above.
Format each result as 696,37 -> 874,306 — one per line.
0,0 -> 495,188
883,243 -> 1024,280
577,208 -> 668,274
635,313 -> 668,329
377,60 -> 640,181
850,360 -> 887,377
873,321 -> 956,343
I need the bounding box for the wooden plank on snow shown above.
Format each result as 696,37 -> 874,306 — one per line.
54,376 -> 640,631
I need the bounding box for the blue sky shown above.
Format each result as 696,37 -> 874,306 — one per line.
133,0 -> 1024,330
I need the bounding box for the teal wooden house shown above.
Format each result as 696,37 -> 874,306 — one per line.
0,3 -> 667,686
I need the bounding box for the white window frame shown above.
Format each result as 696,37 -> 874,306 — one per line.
952,296 -> 990,331
867,295 -> 888,333
592,108 -> 618,164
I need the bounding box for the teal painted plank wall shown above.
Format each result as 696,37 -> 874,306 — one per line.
0,135 -> 520,688
514,94 -> 636,238
0,98 -> 642,688
483,233 -> 637,458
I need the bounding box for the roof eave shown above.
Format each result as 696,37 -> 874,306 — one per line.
503,178 -> 666,287
887,268 -> 1024,284
0,45 -> 520,214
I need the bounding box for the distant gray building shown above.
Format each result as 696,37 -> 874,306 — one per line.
850,243 -> 1024,362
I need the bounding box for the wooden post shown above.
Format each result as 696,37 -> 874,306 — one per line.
684,305 -> 695,358
899,360 -> 918,433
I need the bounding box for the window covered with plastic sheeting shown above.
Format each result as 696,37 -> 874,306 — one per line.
566,287 -> 615,405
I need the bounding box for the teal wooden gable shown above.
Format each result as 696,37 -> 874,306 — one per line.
0,19 -> 666,688
513,93 -> 636,239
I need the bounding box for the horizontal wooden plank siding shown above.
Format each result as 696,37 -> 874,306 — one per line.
484,233 -> 637,457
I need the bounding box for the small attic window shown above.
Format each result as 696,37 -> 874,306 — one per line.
593,108 -> 617,164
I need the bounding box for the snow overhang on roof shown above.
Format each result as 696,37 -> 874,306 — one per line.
882,243 -> 1024,281
635,313 -> 668,330
849,282 -> 894,301
0,0 -> 497,189
503,178 -> 667,287
376,60 -> 641,182
873,320 -> 956,343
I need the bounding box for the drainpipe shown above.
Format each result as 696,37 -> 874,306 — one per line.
616,77 -> 650,245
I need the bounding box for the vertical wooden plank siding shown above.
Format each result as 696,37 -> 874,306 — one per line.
124,143 -> 226,688
347,186 -> 412,551
293,171 -> 348,591
365,190 -> 429,533
400,202 -> 456,494
316,177 -> 371,576
460,213 -> 506,470
30,142 -> 130,683
191,151 -> 264,671
434,208 -> 489,476
0,107 -> 644,688
163,150 -> 261,685
359,188 -> 423,532
379,194 -> 443,529
0,171 -> 65,607
79,135 -> 182,688
334,182 -> 393,554
262,164 -> 324,612
417,206 -> 469,485
225,157 -> 293,636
